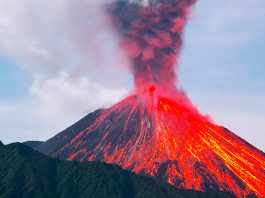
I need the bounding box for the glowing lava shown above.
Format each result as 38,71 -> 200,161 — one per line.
50,86 -> 265,197
37,0 -> 265,197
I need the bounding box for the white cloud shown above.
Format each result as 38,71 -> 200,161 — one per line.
0,71 -> 128,144
0,0 -> 128,74
0,0 -> 131,143
29,72 -> 128,115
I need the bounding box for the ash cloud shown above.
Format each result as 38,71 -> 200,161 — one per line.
106,0 -> 197,88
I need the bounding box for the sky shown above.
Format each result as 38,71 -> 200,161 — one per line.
0,0 -> 264,151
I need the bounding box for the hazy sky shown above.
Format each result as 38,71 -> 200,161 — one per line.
0,0 -> 264,151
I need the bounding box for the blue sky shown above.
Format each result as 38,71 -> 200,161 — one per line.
0,58 -> 31,100
0,0 -> 264,151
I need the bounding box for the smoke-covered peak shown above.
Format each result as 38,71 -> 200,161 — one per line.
119,0 -> 195,7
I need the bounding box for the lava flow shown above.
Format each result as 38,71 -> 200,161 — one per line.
36,0 -> 265,197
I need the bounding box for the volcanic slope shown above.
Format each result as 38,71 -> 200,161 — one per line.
32,90 -> 265,198
29,0 -> 265,197
0,141 -> 235,198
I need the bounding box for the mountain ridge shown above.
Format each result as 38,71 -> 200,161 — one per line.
0,141 -> 236,198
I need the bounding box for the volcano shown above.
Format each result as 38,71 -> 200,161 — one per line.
35,90 -> 265,197
32,0 -> 265,197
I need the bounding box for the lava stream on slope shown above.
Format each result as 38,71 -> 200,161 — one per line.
50,86 -> 265,197
36,0 -> 265,197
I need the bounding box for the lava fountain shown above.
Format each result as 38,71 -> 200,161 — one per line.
37,0 -> 265,197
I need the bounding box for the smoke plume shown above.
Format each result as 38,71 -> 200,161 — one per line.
106,0 -> 197,88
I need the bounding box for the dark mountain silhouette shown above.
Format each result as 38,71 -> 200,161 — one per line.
23,141 -> 43,149
34,109 -> 104,155
0,141 -> 236,198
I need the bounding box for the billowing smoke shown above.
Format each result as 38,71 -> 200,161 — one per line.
106,0 -> 197,88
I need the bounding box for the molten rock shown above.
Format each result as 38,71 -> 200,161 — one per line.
36,0 -> 265,197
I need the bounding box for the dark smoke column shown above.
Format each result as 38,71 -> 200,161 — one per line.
107,0 -> 197,88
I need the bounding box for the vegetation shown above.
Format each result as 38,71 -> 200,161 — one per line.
0,142 -> 235,198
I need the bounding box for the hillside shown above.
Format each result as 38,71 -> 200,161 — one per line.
0,142 -> 235,198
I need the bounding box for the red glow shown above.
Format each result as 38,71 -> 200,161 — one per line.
52,86 -> 265,197
49,1 -> 265,197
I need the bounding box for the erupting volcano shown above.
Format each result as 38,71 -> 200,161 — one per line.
35,0 -> 265,197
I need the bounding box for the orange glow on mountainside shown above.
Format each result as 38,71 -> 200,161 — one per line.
41,1 -> 265,197
52,86 -> 265,197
